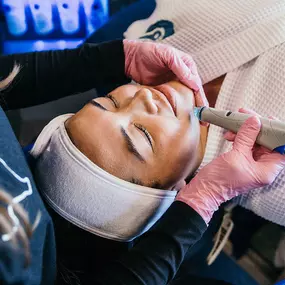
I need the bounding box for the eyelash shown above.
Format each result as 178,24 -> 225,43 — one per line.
106,94 -> 119,108
134,123 -> 153,148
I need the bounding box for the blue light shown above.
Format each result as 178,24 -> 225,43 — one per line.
29,0 -> 54,35
3,0 -> 109,53
274,281 -> 285,285
34,40 -> 45,51
4,39 -> 84,54
57,40 -> 66,49
56,0 -> 80,34
3,0 -> 28,36
81,0 -> 109,35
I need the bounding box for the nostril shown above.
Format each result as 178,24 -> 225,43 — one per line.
136,88 -> 158,114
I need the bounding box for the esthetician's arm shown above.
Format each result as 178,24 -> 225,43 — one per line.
0,40 -> 207,111
93,114 -> 285,285
92,201 -> 206,285
0,41 -> 130,110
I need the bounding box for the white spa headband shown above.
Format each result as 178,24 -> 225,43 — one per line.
30,115 -> 177,242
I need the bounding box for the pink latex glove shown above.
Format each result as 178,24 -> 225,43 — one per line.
176,110 -> 285,224
123,39 -> 208,108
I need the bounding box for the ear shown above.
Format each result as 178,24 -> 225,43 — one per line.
172,180 -> 186,191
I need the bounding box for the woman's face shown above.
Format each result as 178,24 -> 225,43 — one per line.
66,81 -> 202,190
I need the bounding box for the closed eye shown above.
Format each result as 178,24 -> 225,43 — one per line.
90,100 -> 107,111
106,94 -> 119,108
134,123 -> 154,151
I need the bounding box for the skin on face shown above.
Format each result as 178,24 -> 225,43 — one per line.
65,81 -> 206,190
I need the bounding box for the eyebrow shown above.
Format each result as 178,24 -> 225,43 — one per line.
90,100 -> 146,163
120,127 -> 146,163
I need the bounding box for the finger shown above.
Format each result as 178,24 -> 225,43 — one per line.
174,61 -> 201,91
258,152 -> 285,177
223,108 -> 258,141
224,108 -> 261,143
238,107 -> 261,117
224,130 -> 236,141
258,151 -> 285,164
255,154 -> 285,186
165,50 -> 208,109
253,145 -> 268,154
195,89 -> 209,127
233,116 -> 261,152
268,115 -> 280,121
254,115 -> 280,155
179,54 -> 201,91
239,109 -> 280,121
166,50 -> 203,92
173,53 -> 210,123
194,88 -> 209,108
199,120 -> 209,127
252,145 -> 271,161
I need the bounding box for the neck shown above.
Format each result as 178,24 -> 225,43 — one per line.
197,125 -> 208,166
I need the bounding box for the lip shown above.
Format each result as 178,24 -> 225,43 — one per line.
147,87 -> 175,116
154,85 -> 177,116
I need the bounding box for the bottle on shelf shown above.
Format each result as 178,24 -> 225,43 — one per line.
3,0 -> 28,36
29,0 -> 54,35
56,0 -> 80,34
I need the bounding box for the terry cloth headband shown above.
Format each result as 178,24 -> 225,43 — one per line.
30,115 -> 177,242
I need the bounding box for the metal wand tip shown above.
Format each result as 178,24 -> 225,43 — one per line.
193,107 -> 204,120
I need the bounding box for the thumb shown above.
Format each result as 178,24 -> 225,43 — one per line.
224,130 -> 236,141
233,116 -> 261,152
165,49 -> 200,91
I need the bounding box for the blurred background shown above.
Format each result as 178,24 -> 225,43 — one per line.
0,0 -> 138,54
0,0 -> 141,146
0,1 -> 285,285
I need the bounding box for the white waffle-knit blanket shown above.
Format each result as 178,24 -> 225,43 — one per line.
124,0 -> 285,225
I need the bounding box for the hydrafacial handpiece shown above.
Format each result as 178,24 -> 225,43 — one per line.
194,107 -> 285,154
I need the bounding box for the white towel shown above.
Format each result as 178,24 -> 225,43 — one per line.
124,0 -> 285,84
30,115 -> 177,241
202,44 -> 285,226
124,0 -> 285,225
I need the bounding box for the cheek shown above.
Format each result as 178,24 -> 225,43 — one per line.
155,117 -> 200,159
154,116 -> 198,142
152,120 -> 181,149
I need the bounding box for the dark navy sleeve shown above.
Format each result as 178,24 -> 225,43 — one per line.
92,201 -> 207,285
0,40 -> 130,110
0,107 -> 56,285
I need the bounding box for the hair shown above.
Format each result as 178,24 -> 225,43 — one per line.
0,64 -> 20,91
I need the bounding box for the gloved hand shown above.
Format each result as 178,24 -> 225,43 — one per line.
176,110 -> 285,224
123,39 -> 208,108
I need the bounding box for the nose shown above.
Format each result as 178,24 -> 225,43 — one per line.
131,88 -> 158,114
